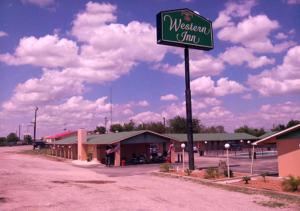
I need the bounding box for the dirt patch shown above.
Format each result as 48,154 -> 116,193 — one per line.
254,200 -> 286,208
74,180 -> 115,184
119,186 -> 137,191
0,197 -> 7,203
153,171 -> 300,208
52,180 -> 69,184
51,180 -> 115,185
232,178 -> 300,195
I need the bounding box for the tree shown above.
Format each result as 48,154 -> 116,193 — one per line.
235,125 -> 265,137
0,137 -> 7,146
272,119 -> 300,132
23,135 -> 33,144
136,122 -> 166,133
286,119 -> 300,129
110,124 -> 123,132
123,120 -> 135,131
169,116 -> 186,133
6,133 -> 19,144
168,116 -> 202,133
94,126 -> 106,134
203,125 -> 226,133
271,124 -> 286,132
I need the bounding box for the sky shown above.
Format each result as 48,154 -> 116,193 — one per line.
0,0 -> 299,137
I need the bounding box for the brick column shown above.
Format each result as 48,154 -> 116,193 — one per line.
170,142 -> 176,163
92,145 -> 98,162
114,144 -> 121,166
77,129 -> 87,161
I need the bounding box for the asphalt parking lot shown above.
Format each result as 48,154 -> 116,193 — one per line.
0,146 -> 296,211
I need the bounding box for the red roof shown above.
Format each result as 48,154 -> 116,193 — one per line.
45,131 -> 76,139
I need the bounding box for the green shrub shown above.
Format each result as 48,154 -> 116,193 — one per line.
224,169 -> 234,178
260,172 -> 269,182
281,175 -> 300,192
159,163 -> 170,172
184,168 -> 192,176
242,176 -> 251,184
204,167 -> 219,179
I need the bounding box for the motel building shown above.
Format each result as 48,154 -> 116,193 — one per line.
47,129 -> 259,166
253,124 -> 300,177
44,130 -> 77,144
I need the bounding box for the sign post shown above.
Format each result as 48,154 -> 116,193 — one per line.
157,9 -> 213,170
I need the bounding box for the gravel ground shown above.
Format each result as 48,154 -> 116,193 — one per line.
0,146 -> 297,211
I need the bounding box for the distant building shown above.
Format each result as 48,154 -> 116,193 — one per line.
43,131 -> 76,143
47,129 -> 259,166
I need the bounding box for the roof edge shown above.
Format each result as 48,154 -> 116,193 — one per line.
253,124 -> 300,145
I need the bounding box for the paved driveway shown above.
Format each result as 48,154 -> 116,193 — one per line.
0,146 -> 296,211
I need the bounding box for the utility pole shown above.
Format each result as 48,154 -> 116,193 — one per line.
163,117 -> 166,133
33,107 -> 38,142
110,87 -> 113,127
104,117 -> 108,133
18,124 -> 21,141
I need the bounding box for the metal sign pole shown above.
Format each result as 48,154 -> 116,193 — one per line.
157,8 -> 214,170
184,47 -> 195,170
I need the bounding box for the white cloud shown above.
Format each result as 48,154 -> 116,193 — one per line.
248,45 -> 300,96
21,0 -> 55,7
71,2 -> 168,63
213,0 -> 257,29
156,51 -> 224,77
130,111 -> 163,123
259,101 -> 300,121
235,101 -> 300,131
0,2 -> 171,120
137,100 -> 149,107
2,70 -> 84,112
37,96 -> 111,131
191,76 -> 246,97
217,13 -> 295,53
198,106 -> 233,120
220,46 -> 275,68
0,31 -> 8,37
160,94 -> 178,101
284,0 -> 300,4
0,2 -> 169,86
242,93 -> 253,100
0,35 -> 79,68
275,32 -> 288,40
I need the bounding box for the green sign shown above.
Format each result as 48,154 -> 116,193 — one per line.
157,9 -> 213,50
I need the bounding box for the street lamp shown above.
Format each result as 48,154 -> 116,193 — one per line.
181,143 -> 186,170
251,143 -> 257,175
224,143 -> 230,179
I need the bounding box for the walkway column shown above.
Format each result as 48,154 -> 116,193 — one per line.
77,129 -> 87,161
64,147 -> 68,158
170,142 -> 176,163
114,144 -> 121,166
92,145 -> 98,162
